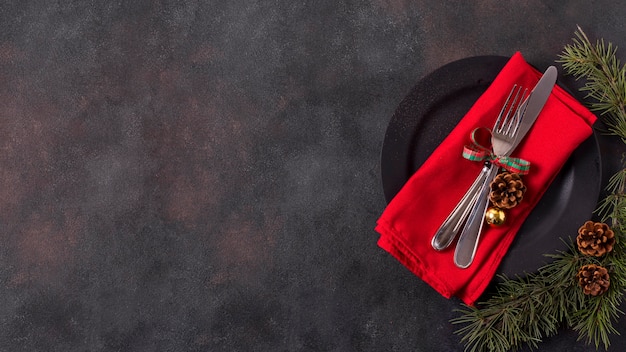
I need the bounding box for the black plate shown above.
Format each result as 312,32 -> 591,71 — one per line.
380,56 -> 602,278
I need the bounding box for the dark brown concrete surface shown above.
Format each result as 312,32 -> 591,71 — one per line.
0,1 -> 624,351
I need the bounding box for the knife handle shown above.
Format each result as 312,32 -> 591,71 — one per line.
454,166 -> 499,268
431,163 -> 491,251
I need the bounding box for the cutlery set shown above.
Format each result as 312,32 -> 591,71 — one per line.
431,66 -> 558,268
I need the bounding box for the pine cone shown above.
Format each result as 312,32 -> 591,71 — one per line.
576,264 -> 610,296
576,221 -> 615,257
489,172 -> 526,209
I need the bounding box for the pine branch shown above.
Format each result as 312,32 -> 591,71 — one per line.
559,26 -> 626,142
452,247 -> 582,352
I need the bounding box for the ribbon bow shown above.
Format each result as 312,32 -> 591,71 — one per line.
462,128 -> 530,174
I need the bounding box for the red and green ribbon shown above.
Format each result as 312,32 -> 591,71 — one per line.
462,128 -> 530,174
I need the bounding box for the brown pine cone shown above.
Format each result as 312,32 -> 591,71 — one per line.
576,264 -> 610,296
489,172 -> 526,209
576,221 -> 615,257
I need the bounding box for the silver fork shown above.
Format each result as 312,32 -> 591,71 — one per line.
453,85 -> 529,268
431,85 -> 528,251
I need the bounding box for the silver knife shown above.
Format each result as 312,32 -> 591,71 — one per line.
453,66 -> 558,269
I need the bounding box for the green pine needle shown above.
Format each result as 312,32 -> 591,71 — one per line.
559,26 -> 626,142
453,26 -> 626,352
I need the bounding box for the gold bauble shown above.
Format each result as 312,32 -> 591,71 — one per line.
485,207 -> 506,226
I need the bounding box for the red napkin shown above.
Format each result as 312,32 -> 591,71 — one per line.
375,52 -> 597,305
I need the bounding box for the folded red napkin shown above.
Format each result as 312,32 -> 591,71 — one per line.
375,52 -> 597,305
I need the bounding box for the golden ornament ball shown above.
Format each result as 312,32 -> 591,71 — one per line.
485,207 -> 506,226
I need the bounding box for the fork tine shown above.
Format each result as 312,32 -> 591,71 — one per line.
507,88 -> 528,137
497,86 -> 527,136
501,86 -> 522,133
492,85 -> 519,131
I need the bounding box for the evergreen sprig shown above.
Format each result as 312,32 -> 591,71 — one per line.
559,26 -> 626,142
452,27 -> 626,352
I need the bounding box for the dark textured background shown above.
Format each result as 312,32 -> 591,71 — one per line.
0,1 -> 625,351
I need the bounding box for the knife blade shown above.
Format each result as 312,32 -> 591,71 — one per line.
453,66 -> 558,269
511,66 -> 558,149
